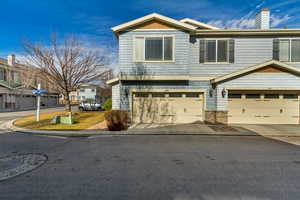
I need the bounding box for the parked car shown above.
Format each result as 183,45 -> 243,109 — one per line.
78,101 -> 103,111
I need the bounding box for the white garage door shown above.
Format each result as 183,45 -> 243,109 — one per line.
228,92 -> 300,124
132,92 -> 204,124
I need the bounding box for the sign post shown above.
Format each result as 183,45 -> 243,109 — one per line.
36,84 -> 41,122
32,84 -> 47,122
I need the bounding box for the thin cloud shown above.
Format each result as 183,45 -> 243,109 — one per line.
270,14 -> 291,27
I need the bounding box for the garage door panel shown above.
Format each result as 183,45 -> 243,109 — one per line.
133,92 -> 203,124
228,92 -> 299,124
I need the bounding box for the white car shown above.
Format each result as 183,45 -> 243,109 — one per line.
78,101 -> 103,111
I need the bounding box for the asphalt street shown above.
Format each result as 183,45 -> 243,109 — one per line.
1,132 -> 300,200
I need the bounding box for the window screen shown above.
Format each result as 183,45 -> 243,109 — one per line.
217,40 -> 228,62
135,37 -> 144,60
164,37 -> 173,60
206,40 -> 216,62
279,40 -> 290,62
145,37 -> 163,60
291,40 -> 300,62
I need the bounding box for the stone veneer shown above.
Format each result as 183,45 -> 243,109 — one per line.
205,111 -> 228,124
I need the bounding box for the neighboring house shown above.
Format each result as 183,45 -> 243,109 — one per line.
0,54 -> 59,111
108,9 -> 300,125
60,84 -> 111,104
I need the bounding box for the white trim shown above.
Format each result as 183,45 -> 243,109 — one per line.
106,75 -> 215,85
106,77 -> 119,85
195,29 -> 300,36
212,60 -> 300,84
112,13 -> 196,34
180,18 -> 219,30
131,29 -> 177,31
227,88 -> 300,91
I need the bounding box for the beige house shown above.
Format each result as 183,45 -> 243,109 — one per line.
0,54 -> 59,111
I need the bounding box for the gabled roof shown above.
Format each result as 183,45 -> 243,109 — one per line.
212,60 -> 300,84
111,13 -> 196,34
180,18 -> 219,30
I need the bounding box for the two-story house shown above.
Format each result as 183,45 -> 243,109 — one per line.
108,9 -> 300,125
0,54 -> 59,111
60,84 -> 111,104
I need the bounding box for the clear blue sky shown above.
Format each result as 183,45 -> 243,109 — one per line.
1,0 -> 300,58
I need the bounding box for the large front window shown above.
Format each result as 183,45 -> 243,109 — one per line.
205,40 -> 229,63
279,39 -> 300,62
134,36 -> 174,61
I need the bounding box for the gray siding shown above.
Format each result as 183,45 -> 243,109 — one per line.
189,37 -> 300,76
112,83 -> 120,109
216,73 -> 300,111
119,30 -> 190,75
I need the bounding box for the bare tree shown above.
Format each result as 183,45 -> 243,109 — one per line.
23,35 -> 107,112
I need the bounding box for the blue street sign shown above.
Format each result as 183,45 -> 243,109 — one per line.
32,89 -> 48,96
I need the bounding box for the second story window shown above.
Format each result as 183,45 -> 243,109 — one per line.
278,39 -> 300,62
200,39 -> 234,64
80,88 -> 85,92
134,36 -> 174,62
206,40 -> 228,63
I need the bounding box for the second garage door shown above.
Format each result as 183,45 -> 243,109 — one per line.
132,92 -> 204,124
228,92 -> 300,124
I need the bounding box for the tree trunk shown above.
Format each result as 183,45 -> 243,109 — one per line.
65,92 -> 72,112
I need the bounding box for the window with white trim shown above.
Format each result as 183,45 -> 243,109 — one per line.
279,39 -> 300,62
205,39 -> 229,63
134,36 -> 174,61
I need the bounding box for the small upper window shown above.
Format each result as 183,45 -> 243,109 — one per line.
246,94 -> 260,99
264,94 -> 279,99
283,94 -> 298,99
135,93 -> 149,98
168,93 -> 182,98
91,89 -> 95,92
228,94 -> 242,99
80,89 -> 85,92
186,93 -> 201,98
151,93 -> 165,98
134,36 -> 174,61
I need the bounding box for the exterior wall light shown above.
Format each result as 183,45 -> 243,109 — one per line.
209,89 -> 213,98
221,88 -> 227,98
124,88 -> 129,98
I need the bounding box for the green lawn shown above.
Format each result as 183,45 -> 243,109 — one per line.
14,111 -> 105,130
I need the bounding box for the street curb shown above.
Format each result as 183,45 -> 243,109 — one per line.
9,120 -> 300,137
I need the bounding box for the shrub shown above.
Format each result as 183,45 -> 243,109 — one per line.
104,110 -> 129,131
103,98 -> 112,111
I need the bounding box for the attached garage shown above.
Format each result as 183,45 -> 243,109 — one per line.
228,91 -> 300,124
132,91 -> 204,124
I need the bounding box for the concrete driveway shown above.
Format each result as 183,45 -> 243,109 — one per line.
129,123 -> 257,135
238,124 -> 300,136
